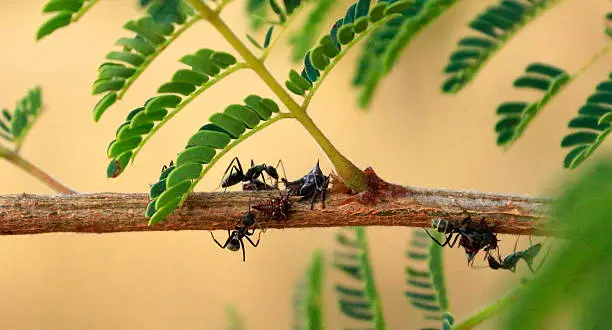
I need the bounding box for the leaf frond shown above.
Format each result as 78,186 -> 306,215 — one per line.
92,2 -> 201,121
405,230 -> 453,330
494,62 -> 570,147
334,227 -> 386,329
442,0 -> 563,94
354,0 -> 462,108
606,12 -> 611,37
37,0 -> 100,40
0,86 -> 44,151
504,156 -> 612,329
288,0 -> 339,62
225,305 -> 246,330
286,0 -> 413,110
292,250 -> 325,330
144,98 -> 290,225
105,49 -> 245,178
561,72 -> 612,169
246,0 -> 269,30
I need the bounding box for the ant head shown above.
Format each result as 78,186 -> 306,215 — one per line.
432,218 -> 451,233
227,234 -> 241,251
266,165 -> 279,179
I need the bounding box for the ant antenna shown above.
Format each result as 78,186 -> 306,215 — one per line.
275,159 -> 287,184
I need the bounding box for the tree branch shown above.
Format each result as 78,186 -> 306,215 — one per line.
0,184 -> 550,235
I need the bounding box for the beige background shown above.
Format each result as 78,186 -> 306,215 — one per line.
0,0 -> 610,329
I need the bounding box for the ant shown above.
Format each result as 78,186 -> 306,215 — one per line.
220,157 -> 285,192
252,191 -> 292,221
282,160 -> 330,210
487,237 -> 543,273
161,160 -> 174,173
426,212 -> 499,265
210,199 -> 263,262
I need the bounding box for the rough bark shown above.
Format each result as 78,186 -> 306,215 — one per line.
0,185 -> 550,235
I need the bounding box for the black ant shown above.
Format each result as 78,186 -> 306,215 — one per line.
282,160 -> 330,210
210,199 -> 263,262
487,238 -> 543,273
252,191 -> 292,221
220,157 -> 285,191
161,160 -> 174,173
426,213 -> 499,265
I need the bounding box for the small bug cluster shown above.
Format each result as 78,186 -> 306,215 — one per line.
211,159 -> 331,261
426,212 -> 545,272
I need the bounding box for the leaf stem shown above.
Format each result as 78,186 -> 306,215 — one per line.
0,145 -> 76,194
573,43 -> 612,78
116,14 -> 203,100
184,0 -> 368,191
131,63 -> 248,161
301,14 -> 398,110
450,288 -> 520,330
71,0 -> 99,23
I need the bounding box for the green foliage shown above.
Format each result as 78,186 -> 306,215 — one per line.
494,62 -> 570,147
289,0 -> 339,62
286,0 -> 413,98
246,0 -> 307,51
92,2 -> 198,121
561,72 -> 612,169
504,155 -> 612,329
442,0 -> 562,94
292,250 -> 325,330
145,96 -> 282,225
225,305 -> 246,330
0,86 -> 43,150
105,48 -> 241,178
246,0 -> 268,30
606,12 -> 611,37
354,0 -> 461,108
334,227 -> 386,329
37,0 -> 99,40
405,230 -> 453,330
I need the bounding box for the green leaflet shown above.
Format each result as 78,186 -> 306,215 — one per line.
561,72 -> 612,169
105,49 -> 240,178
354,0 -> 463,108
37,0 -> 99,40
405,230 -> 453,330
287,0 -> 413,103
145,97 -> 284,225
442,0 -> 564,94
225,305 -> 246,330
606,12 -> 611,37
292,250 -> 325,330
92,3 -> 202,121
288,0 -> 338,62
0,86 -> 44,150
495,62 -> 570,148
504,156 -> 612,329
246,0 -> 268,30
334,227 -> 386,329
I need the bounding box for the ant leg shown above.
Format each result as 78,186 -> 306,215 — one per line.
320,176 -> 330,209
447,233 -> 461,248
245,232 -> 261,247
424,229 -> 449,247
210,232 -> 229,249
309,190 -> 319,210
275,159 -> 287,185
240,239 -> 246,262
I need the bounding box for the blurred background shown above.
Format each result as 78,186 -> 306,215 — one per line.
0,0 -> 610,329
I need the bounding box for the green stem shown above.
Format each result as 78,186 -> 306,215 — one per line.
116,15 -> 203,100
0,144 -> 76,194
179,113 -> 293,206
301,14 -> 398,110
131,63 -> 248,161
573,43 -> 612,78
259,4 -> 310,62
185,0 -> 368,191
451,288 -> 520,330
71,0 -> 99,22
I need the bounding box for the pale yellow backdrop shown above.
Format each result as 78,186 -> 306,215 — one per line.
0,0 -> 610,329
